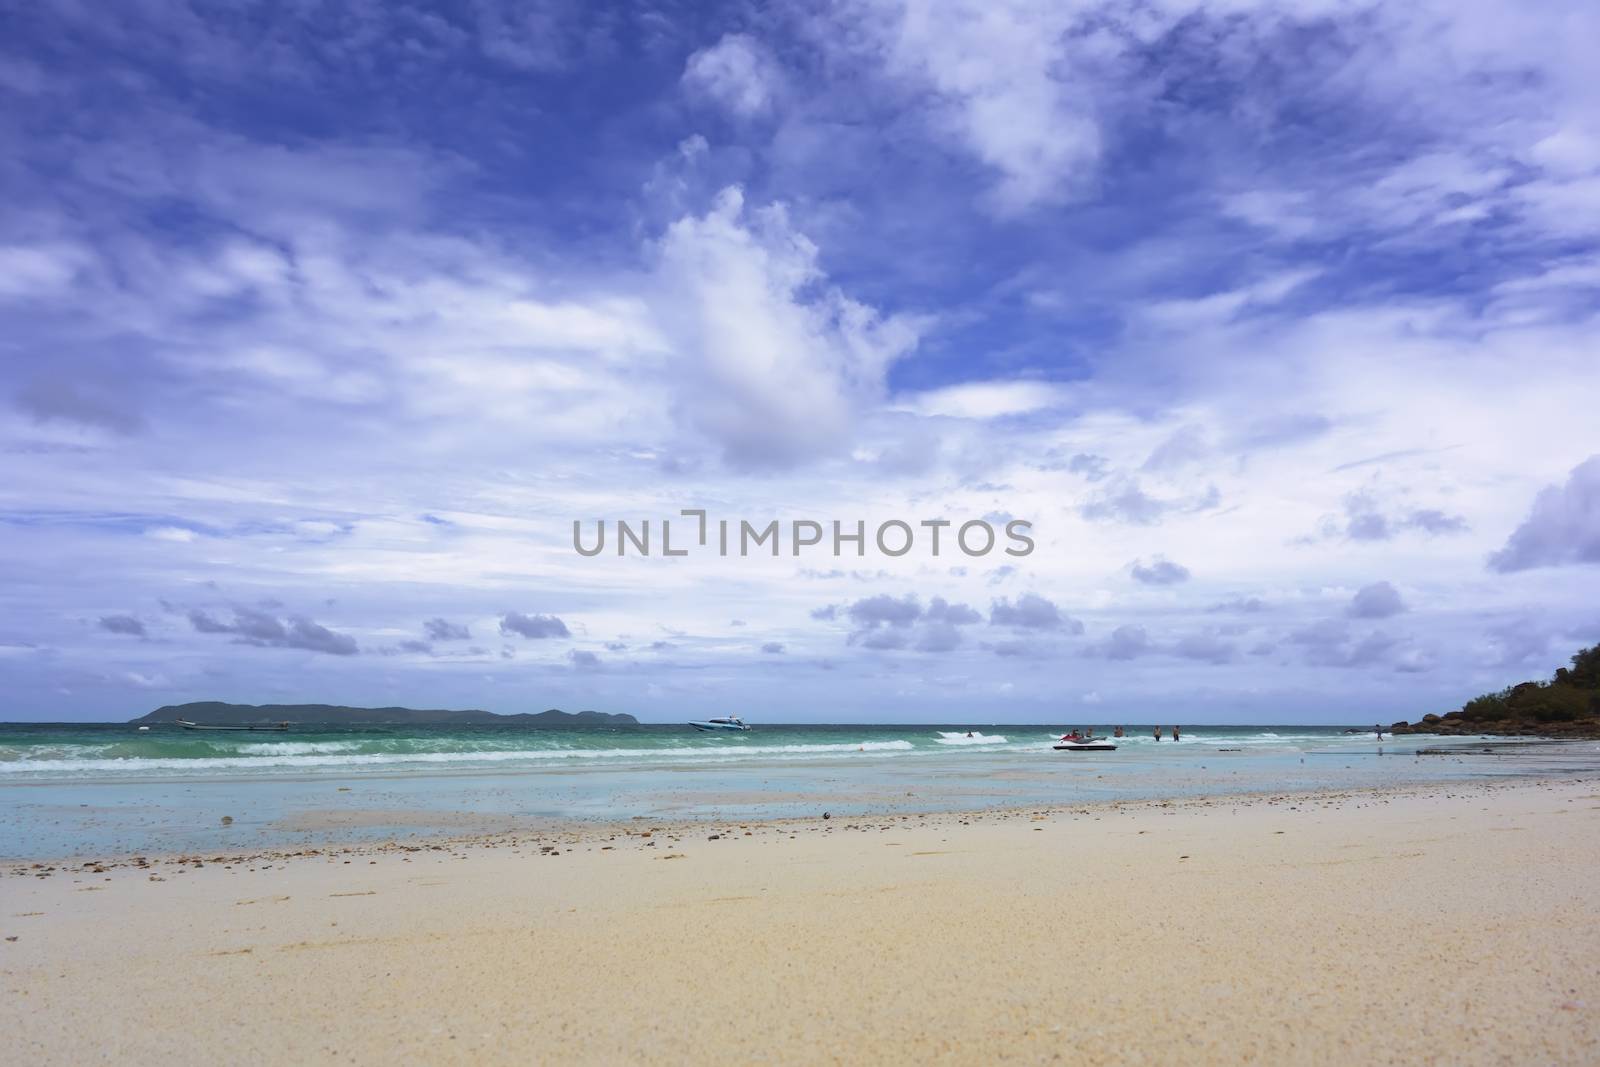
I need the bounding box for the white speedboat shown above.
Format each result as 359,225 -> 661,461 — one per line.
689,716 -> 750,732
1053,735 -> 1117,751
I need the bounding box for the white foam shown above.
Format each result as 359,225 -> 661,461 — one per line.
232,741 -> 367,756
0,738 -> 919,777
934,731 -> 1009,745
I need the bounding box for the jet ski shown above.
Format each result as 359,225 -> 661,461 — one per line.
1053,733 -> 1117,751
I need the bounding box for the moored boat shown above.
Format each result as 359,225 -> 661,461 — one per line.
174,718 -> 291,732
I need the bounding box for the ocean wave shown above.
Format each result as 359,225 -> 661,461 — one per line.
1107,731 -> 1325,745
232,741 -> 369,756
0,738 -> 920,777
934,731 -> 1008,745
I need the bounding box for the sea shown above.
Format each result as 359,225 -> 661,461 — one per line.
3,722 -> 1595,860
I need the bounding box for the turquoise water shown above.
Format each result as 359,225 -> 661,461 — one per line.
2,723 -> 1594,859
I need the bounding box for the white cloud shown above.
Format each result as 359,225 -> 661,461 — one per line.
0,243 -> 91,298
857,0 -> 1106,214
145,526 -> 198,543
682,33 -> 782,117
651,186 -> 918,467
1529,127 -> 1600,177
896,380 -> 1069,420
1488,456 -> 1600,572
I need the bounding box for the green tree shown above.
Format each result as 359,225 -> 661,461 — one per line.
1555,643 -> 1599,689
1459,691 -> 1510,722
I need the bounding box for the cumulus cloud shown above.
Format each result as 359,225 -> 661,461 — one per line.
1130,557 -> 1191,586
682,33 -> 781,117
1408,509 -> 1470,536
833,593 -> 983,652
187,608 -> 357,655
1487,455 -> 1600,572
760,641 -> 786,654
847,594 -> 922,629
499,612 -> 571,639
98,614 -> 146,637
857,628 -> 908,651
926,597 -> 982,625
1089,624 -> 1151,660
423,618 -> 471,641
1079,625 -> 1235,664
277,619 -> 358,656
1347,581 -> 1407,619
653,186 -> 918,468
568,649 -> 602,670
1319,491 -> 1468,543
990,593 -> 1079,632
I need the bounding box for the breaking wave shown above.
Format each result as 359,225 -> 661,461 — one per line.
934,731 -> 1008,745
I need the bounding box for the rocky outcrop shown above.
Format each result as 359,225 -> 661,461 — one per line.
1389,643 -> 1600,739
1388,710 -> 1600,739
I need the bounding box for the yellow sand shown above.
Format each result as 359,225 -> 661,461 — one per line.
4,777 -> 1598,1065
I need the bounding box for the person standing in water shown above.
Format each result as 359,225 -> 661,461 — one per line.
1153,726 -> 1163,741
1173,725 -> 1181,742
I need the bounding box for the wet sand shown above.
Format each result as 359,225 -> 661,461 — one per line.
4,777 -> 1598,1064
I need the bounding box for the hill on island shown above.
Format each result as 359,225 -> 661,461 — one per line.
1391,643 -> 1600,738
129,702 -> 639,727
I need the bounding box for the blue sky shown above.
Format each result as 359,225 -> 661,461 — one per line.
3,0 -> 1598,722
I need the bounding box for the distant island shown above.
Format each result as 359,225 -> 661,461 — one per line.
129,702 -> 640,727
1390,643 -> 1600,739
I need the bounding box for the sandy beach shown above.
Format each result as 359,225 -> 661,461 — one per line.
4,776 -> 1597,1065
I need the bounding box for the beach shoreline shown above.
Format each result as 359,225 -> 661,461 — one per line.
8,722 -> 1597,863
5,775 -> 1598,1064
1,770 -> 1589,869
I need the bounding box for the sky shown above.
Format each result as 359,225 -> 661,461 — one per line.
2,0 -> 1598,723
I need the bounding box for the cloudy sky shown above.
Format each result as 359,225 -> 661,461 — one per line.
4,1 -> 1597,723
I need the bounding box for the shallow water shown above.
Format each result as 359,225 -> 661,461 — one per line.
2,723 -> 1595,859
